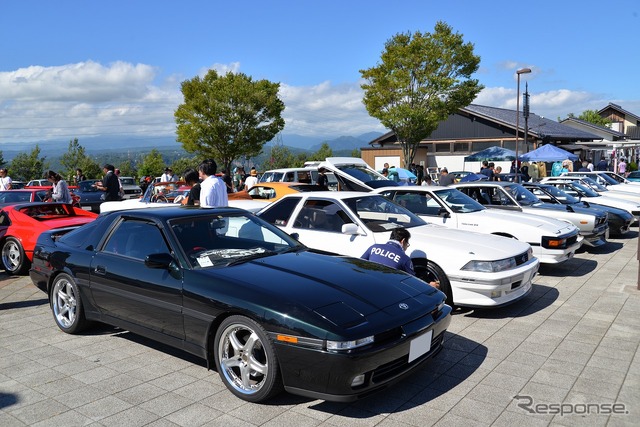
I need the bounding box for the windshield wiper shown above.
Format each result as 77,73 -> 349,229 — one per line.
225,250 -> 277,266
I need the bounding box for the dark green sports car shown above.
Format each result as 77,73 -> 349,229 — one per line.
30,206 -> 451,403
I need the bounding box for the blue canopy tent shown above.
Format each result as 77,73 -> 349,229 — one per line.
518,144 -> 579,162
464,146 -> 517,162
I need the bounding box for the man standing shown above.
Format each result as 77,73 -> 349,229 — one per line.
316,167 -> 329,190
160,168 -> 178,182
95,164 -> 121,201
438,168 -> 455,186
198,159 -> 228,208
0,168 -> 12,190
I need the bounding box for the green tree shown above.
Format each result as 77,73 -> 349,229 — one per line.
360,21 -> 483,166
350,148 -> 361,158
137,149 -> 165,178
10,145 -> 49,181
575,110 -> 612,127
116,160 -> 137,178
59,138 -> 102,181
262,145 -> 296,170
170,155 -> 201,178
175,70 -> 286,173
0,151 -> 5,169
308,142 -> 333,162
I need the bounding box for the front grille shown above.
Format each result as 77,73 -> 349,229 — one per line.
370,333 -> 444,384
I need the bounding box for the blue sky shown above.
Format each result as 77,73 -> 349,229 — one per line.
1,0 -> 639,146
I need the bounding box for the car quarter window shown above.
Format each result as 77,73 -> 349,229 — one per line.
296,199 -> 352,232
103,220 -> 169,260
259,197 -> 301,226
393,192 -> 440,216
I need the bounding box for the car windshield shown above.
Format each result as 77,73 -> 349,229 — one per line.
169,212 -> 302,269
541,185 -> 580,204
343,195 -> 425,231
336,163 -> 388,183
569,182 -> 599,197
503,184 -> 541,206
433,188 -> 484,213
580,177 -> 608,191
120,178 -> 135,185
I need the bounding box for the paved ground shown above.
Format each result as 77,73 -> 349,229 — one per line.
1,232 -> 638,427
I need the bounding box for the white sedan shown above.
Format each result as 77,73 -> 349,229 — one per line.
257,191 -> 540,308
371,186 -> 581,264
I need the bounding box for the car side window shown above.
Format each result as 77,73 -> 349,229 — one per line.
259,197 -> 301,226
296,200 -> 352,232
103,220 -> 169,260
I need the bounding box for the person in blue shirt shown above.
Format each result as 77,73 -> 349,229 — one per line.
361,228 -> 415,275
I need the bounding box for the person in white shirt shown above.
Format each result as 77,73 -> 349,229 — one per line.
160,168 -> 178,183
198,159 -> 228,208
0,168 -> 12,190
44,170 -> 72,204
244,168 -> 259,193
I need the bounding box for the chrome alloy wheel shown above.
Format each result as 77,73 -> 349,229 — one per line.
217,322 -> 269,396
52,276 -> 78,329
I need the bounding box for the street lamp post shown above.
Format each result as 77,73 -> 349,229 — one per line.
515,67 -> 531,182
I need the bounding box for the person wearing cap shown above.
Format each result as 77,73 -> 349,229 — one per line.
244,168 -> 259,192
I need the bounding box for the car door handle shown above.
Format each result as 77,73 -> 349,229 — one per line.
95,265 -> 106,275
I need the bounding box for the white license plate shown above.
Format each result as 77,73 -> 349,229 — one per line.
408,330 -> 433,363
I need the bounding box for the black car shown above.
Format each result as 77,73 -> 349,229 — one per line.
30,206 -> 451,403
523,182 -> 634,236
73,179 -> 104,212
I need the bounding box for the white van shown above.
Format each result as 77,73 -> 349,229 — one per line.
259,167 -> 319,184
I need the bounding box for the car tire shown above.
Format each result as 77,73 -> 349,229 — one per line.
1,237 -> 29,275
214,315 -> 283,403
418,261 -> 454,308
51,273 -> 90,334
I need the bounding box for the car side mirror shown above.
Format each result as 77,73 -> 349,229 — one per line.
341,223 -> 361,235
438,207 -> 450,218
145,252 -> 174,269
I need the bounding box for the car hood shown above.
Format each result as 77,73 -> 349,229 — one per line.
408,223 -> 531,258
207,251 -> 442,327
462,209 -> 577,235
527,202 -> 605,216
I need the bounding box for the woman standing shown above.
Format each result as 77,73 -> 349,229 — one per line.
45,170 -> 72,204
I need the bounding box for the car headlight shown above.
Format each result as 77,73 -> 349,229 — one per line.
461,257 -> 516,273
326,336 -> 374,351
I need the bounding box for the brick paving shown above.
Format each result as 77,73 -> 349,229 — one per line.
1,232 -> 638,426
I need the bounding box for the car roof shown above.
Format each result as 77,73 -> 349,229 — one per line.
100,205 -> 252,221
453,181 -> 515,187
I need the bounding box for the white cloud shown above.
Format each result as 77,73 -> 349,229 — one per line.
0,60 -> 637,146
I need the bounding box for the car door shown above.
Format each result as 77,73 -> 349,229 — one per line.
89,218 -> 184,339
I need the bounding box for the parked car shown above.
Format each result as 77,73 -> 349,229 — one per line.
626,171 -> 640,182
453,181 -> 609,247
100,181 -> 265,213
541,175 -> 640,204
26,179 -> 52,187
317,157 -> 398,191
0,202 -> 97,274
0,189 -> 81,208
257,191 -> 540,308
522,182 -> 634,235
10,181 -> 26,189
30,206 -> 451,403
118,176 -> 143,199
371,186 -> 581,264
73,179 -> 104,212
239,182 -> 324,202
563,171 -> 640,197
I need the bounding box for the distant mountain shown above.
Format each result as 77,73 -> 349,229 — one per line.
265,132 -> 383,152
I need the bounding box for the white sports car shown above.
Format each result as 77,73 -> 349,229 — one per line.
371,186 -> 581,264
257,191 -> 540,308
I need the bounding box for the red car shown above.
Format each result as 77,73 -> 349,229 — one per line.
0,202 -> 97,275
0,188 -> 81,208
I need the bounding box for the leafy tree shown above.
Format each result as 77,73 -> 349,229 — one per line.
575,110 -> 612,127
175,70 -> 286,173
116,160 -> 137,178
137,149 -> 165,178
0,151 -> 5,169
59,138 -> 103,181
351,148 -> 361,158
308,142 -> 333,162
262,145 -> 296,170
10,145 -> 49,181
360,21 -> 483,166
171,155 -> 201,178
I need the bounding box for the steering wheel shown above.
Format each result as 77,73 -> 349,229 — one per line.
151,194 -> 168,203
